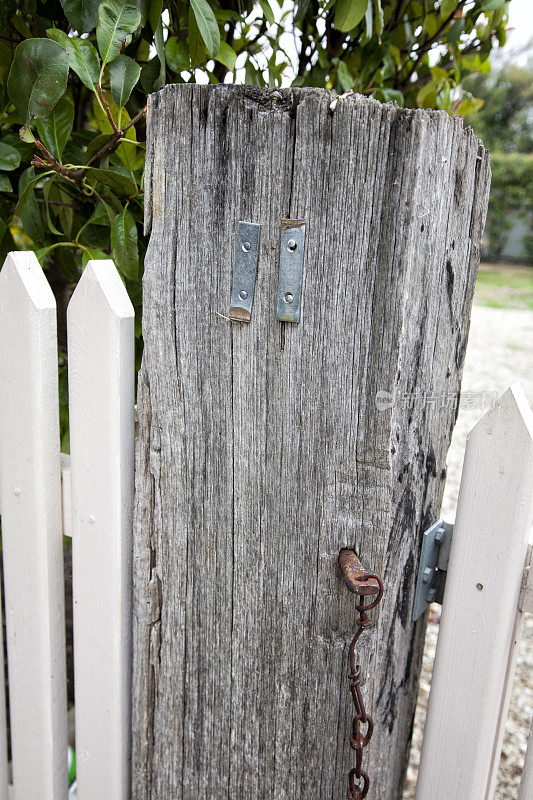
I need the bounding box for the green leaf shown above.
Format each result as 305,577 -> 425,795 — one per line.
35,95 -> 74,160
140,56 -> 162,90
18,167 -> 46,245
148,0 -> 162,31
109,55 -> 141,106
337,60 -> 353,91
257,0 -> 275,24
19,125 -> 36,144
294,0 -> 310,20
334,0 -> 368,32
48,182 -> 74,238
0,142 -> 21,171
47,30 -> 101,92
244,61 -> 265,87
482,0 -> 506,9
82,248 -> 109,267
439,0 -> 455,19
59,0 -> 100,32
373,87 -> 404,106
456,96 -> 482,116
446,17 -> 464,43
190,0 -> 220,59
15,171 -> 48,217
85,167 -> 138,197
43,175 -> 65,236
166,37 -> 190,72
7,39 -> 70,122
215,41 -> 237,72
83,133 -> 115,164
430,65 -> 448,80
188,8 -> 207,67
97,0 -> 142,67
111,209 -> 138,279
462,53 -> 491,73
417,80 -> 438,108
374,0 -> 383,36
425,12 -> 437,37
152,20 -> 166,91
361,0 -> 372,42
0,174 -> 12,192
89,201 -> 116,225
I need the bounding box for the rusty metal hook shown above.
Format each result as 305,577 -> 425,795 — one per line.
338,549 -> 383,800
338,549 -> 383,608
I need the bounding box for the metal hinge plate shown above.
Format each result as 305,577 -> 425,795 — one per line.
412,520 -> 454,621
277,219 -> 306,323
229,221 -> 261,322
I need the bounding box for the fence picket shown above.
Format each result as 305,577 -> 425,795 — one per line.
67,260 -> 134,800
0,252 -> 67,800
415,384 -> 533,800
0,602 -> 7,800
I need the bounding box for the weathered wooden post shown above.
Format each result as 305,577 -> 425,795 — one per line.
132,85 -> 491,800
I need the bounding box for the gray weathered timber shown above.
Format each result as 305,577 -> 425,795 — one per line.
132,85 -> 491,800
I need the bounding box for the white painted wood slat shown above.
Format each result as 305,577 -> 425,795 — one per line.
0,600 -> 8,800
415,384 -> 533,800
0,251 -> 67,800
67,260 -> 134,800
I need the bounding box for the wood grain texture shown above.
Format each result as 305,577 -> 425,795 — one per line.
132,85 -> 491,800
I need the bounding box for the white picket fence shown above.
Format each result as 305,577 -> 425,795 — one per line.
0,250 -> 531,800
0,252 -> 134,800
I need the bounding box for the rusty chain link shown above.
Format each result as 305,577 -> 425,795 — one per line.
338,550 -> 384,800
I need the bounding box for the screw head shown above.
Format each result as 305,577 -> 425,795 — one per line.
241,241 -> 251,252
239,290 -> 248,300
284,292 -> 294,303
422,567 -> 433,584
287,239 -> 297,252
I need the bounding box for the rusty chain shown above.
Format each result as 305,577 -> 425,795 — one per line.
338,550 -> 384,800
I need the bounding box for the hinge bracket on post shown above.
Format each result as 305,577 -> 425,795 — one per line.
277,219 -> 305,323
229,221 -> 261,322
412,520 -> 454,621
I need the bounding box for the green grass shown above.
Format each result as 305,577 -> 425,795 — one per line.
474,263 -> 533,311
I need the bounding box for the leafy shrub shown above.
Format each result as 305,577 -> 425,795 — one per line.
0,0 -> 510,443
485,153 -> 533,260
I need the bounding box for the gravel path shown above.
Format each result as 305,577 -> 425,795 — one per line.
403,304 -> 533,800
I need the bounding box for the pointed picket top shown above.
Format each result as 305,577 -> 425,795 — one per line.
0,250 -> 55,315
0,249 -> 67,800
67,257 -> 134,799
68,259 -> 134,322
416,383 -> 533,800
467,382 -> 533,451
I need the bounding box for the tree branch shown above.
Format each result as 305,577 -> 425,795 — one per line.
32,141 -> 83,185
96,84 -> 120,133
85,105 -> 147,167
30,105 -> 147,184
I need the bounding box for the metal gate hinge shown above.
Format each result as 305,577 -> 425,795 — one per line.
277,219 -> 305,323
412,520 -> 454,621
229,221 -> 261,322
